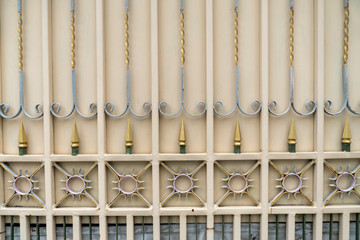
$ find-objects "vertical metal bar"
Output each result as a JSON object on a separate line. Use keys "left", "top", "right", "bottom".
{"left": 63, "top": 216, "right": 66, "bottom": 240}
{"left": 248, "top": 215, "right": 251, "bottom": 240}
{"left": 36, "top": 216, "right": 40, "bottom": 240}
{"left": 222, "top": 215, "right": 225, "bottom": 240}
{"left": 195, "top": 216, "right": 198, "bottom": 240}
{"left": 302, "top": 215, "right": 306, "bottom": 240}
{"left": 329, "top": 214, "right": 333, "bottom": 240}
{"left": 275, "top": 215, "right": 279, "bottom": 240}
{"left": 142, "top": 216, "right": 145, "bottom": 240}
{"left": 356, "top": 213, "right": 359, "bottom": 240}
{"left": 168, "top": 216, "right": 171, "bottom": 240}
{"left": 89, "top": 216, "right": 92, "bottom": 240}
{"left": 116, "top": 216, "right": 119, "bottom": 240}
{"left": 10, "top": 216, "right": 14, "bottom": 240}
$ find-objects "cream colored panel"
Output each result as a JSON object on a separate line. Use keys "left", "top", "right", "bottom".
{"left": 159, "top": 0, "right": 206, "bottom": 153}
{"left": 213, "top": 0, "right": 260, "bottom": 153}
{"left": 105, "top": 0, "right": 152, "bottom": 154}
{"left": 324, "top": 0, "right": 360, "bottom": 151}
{"left": 269, "top": 0, "right": 315, "bottom": 152}
{"left": 52, "top": 0, "right": 97, "bottom": 154}
{"left": 0, "top": 0, "right": 43, "bottom": 154}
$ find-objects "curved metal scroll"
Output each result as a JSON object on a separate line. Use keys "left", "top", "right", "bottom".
{"left": 158, "top": 68, "right": 207, "bottom": 117}
{"left": 0, "top": 0, "right": 43, "bottom": 119}
{"left": 268, "top": 68, "right": 317, "bottom": 117}
{"left": 50, "top": 70, "right": 97, "bottom": 118}
{"left": 324, "top": 66, "right": 360, "bottom": 116}
{"left": 214, "top": 66, "right": 262, "bottom": 116}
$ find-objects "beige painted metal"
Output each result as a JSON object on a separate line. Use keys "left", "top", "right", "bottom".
{"left": 0, "top": 0, "right": 360, "bottom": 239}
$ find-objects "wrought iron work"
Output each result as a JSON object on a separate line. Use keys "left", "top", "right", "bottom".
{"left": 0, "top": 163, "right": 45, "bottom": 207}
{"left": 160, "top": 161, "right": 206, "bottom": 206}
{"left": 324, "top": 0, "right": 360, "bottom": 116}
{"left": 324, "top": 161, "right": 360, "bottom": 206}
{"left": 268, "top": 0, "right": 317, "bottom": 116}
{"left": 50, "top": 0, "right": 97, "bottom": 119}
{"left": 215, "top": 161, "right": 260, "bottom": 206}
{"left": 158, "top": 0, "right": 207, "bottom": 117}
{"left": 106, "top": 162, "right": 151, "bottom": 207}
{"left": 213, "top": 0, "right": 261, "bottom": 117}
{"left": 269, "top": 160, "right": 314, "bottom": 206}
{"left": 54, "top": 163, "right": 98, "bottom": 207}
{"left": 0, "top": 0, "right": 43, "bottom": 119}
{"left": 104, "top": 0, "right": 151, "bottom": 118}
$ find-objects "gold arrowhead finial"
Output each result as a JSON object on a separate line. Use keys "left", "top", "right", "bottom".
{"left": 234, "top": 120, "right": 242, "bottom": 146}
{"left": 179, "top": 119, "right": 186, "bottom": 146}
{"left": 125, "top": 120, "right": 133, "bottom": 147}
{"left": 71, "top": 121, "right": 80, "bottom": 148}
{"left": 288, "top": 118, "right": 296, "bottom": 145}
{"left": 342, "top": 117, "right": 351, "bottom": 144}
{"left": 18, "top": 121, "right": 28, "bottom": 148}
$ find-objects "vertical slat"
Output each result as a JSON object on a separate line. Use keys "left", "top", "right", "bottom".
{"left": 286, "top": 214, "right": 295, "bottom": 240}
{"left": 142, "top": 216, "right": 145, "bottom": 240}
{"left": 302, "top": 214, "right": 306, "bottom": 240}
{"left": 275, "top": 215, "right": 279, "bottom": 240}
{"left": 339, "top": 212, "right": 350, "bottom": 240}
{"left": 356, "top": 213, "right": 359, "bottom": 240}
{"left": 248, "top": 215, "right": 252, "bottom": 240}
{"left": 115, "top": 217, "right": 119, "bottom": 240}
{"left": 63, "top": 216, "right": 66, "bottom": 240}
{"left": 233, "top": 214, "right": 241, "bottom": 240}
{"left": 260, "top": 0, "right": 269, "bottom": 238}
{"left": 329, "top": 214, "right": 333, "bottom": 240}
{"left": 195, "top": 216, "right": 198, "bottom": 240}
{"left": 36, "top": 216, "right": 40, "bottom": 240}
{"left": 168, "top": 216, "right": 171, "bottom": 240}
{"left": 205, "top": 0, "right": 214, "bottom": 238}
{"left": 72, "top": 215, "right": 81, "bottom": 240}
{"left": 11, "top": 216, "right": 15, "bottom": 240}
{"left": 180, "top": 214, "right": 186, "bottom": 240}
{"left": 20, "top": 215, "right": 30, "bottom": 240}
{"left": 126, "top": 215, "right": 134, "bottom": 240}
{"left": 221, "top": 215, "right": 224, "bottom": 240}
{"left": 88, "top": 216, "right": 92, "bottom": 240}
{"left": 0, "top": 216, "right": 5, "bottom": 240}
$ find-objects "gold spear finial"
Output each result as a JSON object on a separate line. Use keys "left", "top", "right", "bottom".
{"left": 125, "top": 120, "right": 133, "bottom": 154}
{"left": 234, "top": 120, "right": 241, "bottom": 154}
{"left": 288, "top": 118, "right": 296, "bottom": 153}
{"left": 18, "top": 121, "right": 27, "bottom": 156}
{"left": 179, "top": 119, "right": 186, "bottom": 154}
{"left": 71, "top": 121, "right": 79, "bottom": 156}
{"left": 342, "top": 117, "right": 351, "bottom": 152}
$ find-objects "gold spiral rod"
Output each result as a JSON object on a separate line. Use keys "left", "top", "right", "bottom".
{"left": 180, "top": 10, "right": 185, "bottom": 67}
{"left": 344, "top": 4, "right": 349, "bottom": 65}
{"left": 18, "top": 12, "right": 23, "bottom": 70}
{"left": 289, "top": 8, "right": 294, "bottom": 67}
{"left": 125, "top": 10, "right": 129, "bottom": 69}
{"left": 71, "top": 11, "right": 75, "bottom": 69}
{"left": 234, "top": 8, "right": 238, "bottom": 65}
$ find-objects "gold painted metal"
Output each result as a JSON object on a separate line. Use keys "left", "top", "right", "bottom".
{"left": 234, "top": 8, "right": 238, "bottom": 65}
{"left": 125, "top": 10, "right": 130, "bottom": 69}
{"left": 269, "top": 160, "right": 314, "bottom": 206}
{"left": 234, "top": 120, "right": 241, "bottom": 146}
{"left": 18, "top": 12, "right": 23, "bottom": 70}
{"left": 180, "top": 11, "right": 185, "bottom": 67}
{"left": 289, "top": 8, "right": 294, "bottom": 67}
{"left": 71, "top": 11, "right": 75, "bottom": 69}
{"left": 18, "top": 121, "right": 28, "bottom": 148}
{"left": 215, "top": 161, "right": 260, "bottom": 206}
{"left": 344, "top": 4, "right": 349, "bottom": 65}
{"left": 125, "top": 120, "right": 133, "bottom": 147}
{"left": 71, "top": 121, "right": 80, "bottom": 148}
{"left": 342, "top": 117, "right": 351, "bottom": 144}
{"left": 179, "top": 119, "right": 186, "bottom": 146}
{"left": 288, "top": 118, "right": 296, "bottom": 145}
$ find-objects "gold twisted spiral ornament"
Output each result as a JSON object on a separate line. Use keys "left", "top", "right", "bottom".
{"left": 344, "top": 5, "right": 349, "bottom": 65}
{"left": 125, "top": 10, "right": 130, "bottom": 69}
{"left": 289, "top": 8, "right": 294, "bottom": 67}
{"left": 71, "top": 11, "right": 75, "bottom": 69}
{"left": 180, "top": 11, "right": 185, "bottom": 67}
{"left": 18, "top": 13, "right": 23, "bottom": 70}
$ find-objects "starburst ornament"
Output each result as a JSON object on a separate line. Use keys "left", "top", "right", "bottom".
{"left": 0, "top": 163, "right": 44, "bottom": 207}
{"left": 161, "top": 162, "right": 206, "bottom": 206}
{"left": 324, "top": 161, "right": 360, "bottom": 206}
{"left": 215, "top": 161, "right": 259, "bottom": 206}
{"left": 269, "top": 160, "right": 314, "bottom": 206}
{"left": 106, "top": 162, "right": 151, "bottom": 207}
{"left": 54, "top": 163, "right": 98, "bottom": 207}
